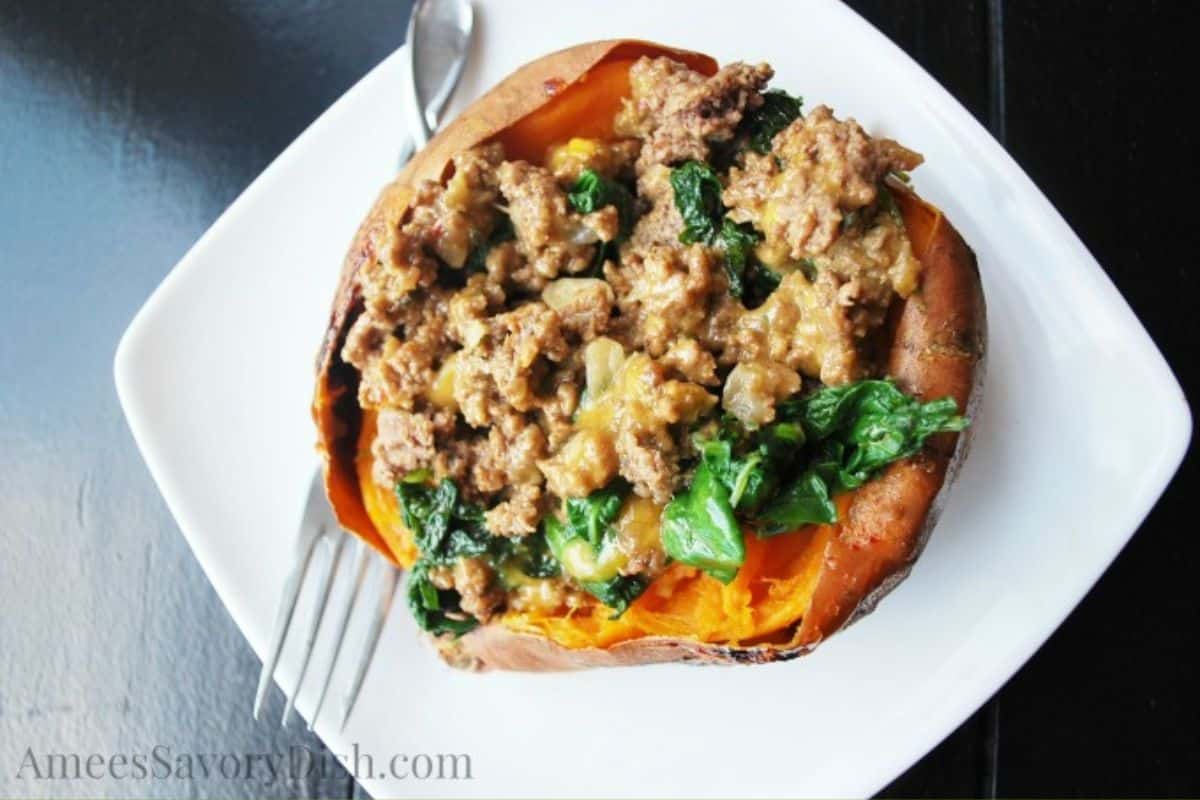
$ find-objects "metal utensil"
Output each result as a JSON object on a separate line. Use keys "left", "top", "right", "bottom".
{"left": 254, "top": 0, "right": 475, "bottom": 732}
{"left": 253, "top": 472, "right": 400, "bottom": 732}
{"left": 253, "top": 471, "right": 364, "bottom": 728}
{"left": 405, "top": 0, "right": 474, "bottom": 149}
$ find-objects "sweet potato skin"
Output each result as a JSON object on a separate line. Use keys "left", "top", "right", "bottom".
{"left": 313, "top": 41, "right": 986, "bottom": 669}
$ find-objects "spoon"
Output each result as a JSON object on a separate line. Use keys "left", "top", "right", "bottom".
{"left": 403, "top": 0, "right": 475, "bottom": 154}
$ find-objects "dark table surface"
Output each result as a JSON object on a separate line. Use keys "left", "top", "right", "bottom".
{"left": 1, "top": 1, "right": 1195, "bottom": 797}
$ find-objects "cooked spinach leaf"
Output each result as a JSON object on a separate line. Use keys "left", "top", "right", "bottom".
{"left": 697, "top": 414, "right": 807, "bottom": 508}
{"left": 788, "top": 380, "right": 966, "bottom": 461}
{"left": 759, "top": 419, "right": 806, "bottom": 454}
{"left": 396, "top": 477, "right": 461, "bottom": 562}
{"left": 661, "top": 461, "right": 745, "bottom": 583}
{"left": 503, "top": 530, "right": 562, "bottom": 580}
{"left": 671, "top": 161, "right": 779, "bottom": 303}
{"left": 396, "top": 476, "right": 559, "bottom": 575}
{"left": 541, "top": 515, "right": 574, "bottom": 562}
{"left": 406, "top": 560, "right": 479, "bottom": 637}
{"left": 742, "top": 89, "right": 803, "bottom": 154}
{"left": 671, "top": 160, "right": 725, "bottom": 245}
{"left": 581, "top": 575, "right": 649, "bottom": 617}
{"left": 728, "top": 451, "right": 765, "bottom": 509}
{"left": 756, "top": 468, "right": 837, "bottom": 533}
{"left": 542, "top": 483, "right": 648, "bottom": 617}
{"left": 396, "top": 478, "right": 491, "bottom": 565}
{"left": 699, "top": 437, "right": 770, "bottom": 511}
{"left": 743, "top": 261, "right": 782, "bottom": 308}
{"left": 758, "top": 380, "right": 967, "bottom": 535}
{"left": 679, "top": 382, "right": 966, "bottom": 539}
{"left": 717, "top": 219, "right": 761, "bottom": 299}
{"left": 564, "top": 484, "right": 625, "bottom": 550}
{"left": 398, "top": 476, "right": 561, "bottom": 632}
{"left": 569, "top": 169, "right": 636, "bottom": 276}
{"left": 568, "top": 169, "right": 636, "bottom": 237}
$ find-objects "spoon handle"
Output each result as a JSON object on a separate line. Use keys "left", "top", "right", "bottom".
{"left": 404, "top": 7, "right": 434, "bottom": 148}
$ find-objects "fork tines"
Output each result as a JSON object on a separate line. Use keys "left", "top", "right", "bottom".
{"left": 254, "top": 469, "right": 398, "bottom": 731}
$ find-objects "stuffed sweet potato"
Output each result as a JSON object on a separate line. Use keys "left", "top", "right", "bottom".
{"left": 313, "top": 40, "right": 986, "bottom": 670}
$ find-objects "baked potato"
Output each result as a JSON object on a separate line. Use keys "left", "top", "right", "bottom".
{"left": 313, "top": 40, "right": 986, "bottom": 670}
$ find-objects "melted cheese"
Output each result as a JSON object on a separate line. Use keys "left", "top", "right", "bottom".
{"left": 429, "top": 352, "right": 460, "bottom": 410}
{"left": 615, "top": 495, "right": 662, "bottom": 557}
{"left": 546, "top": 137, "right": 601, "bottom": 174}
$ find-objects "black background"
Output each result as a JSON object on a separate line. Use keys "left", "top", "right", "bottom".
{"left": 1, "top": 1, "right": 1195, "bottom": 796}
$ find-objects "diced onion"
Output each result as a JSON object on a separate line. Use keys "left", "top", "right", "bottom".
{"left": 582, "top": 336, "right": 626, "bottom": 402}
{"left": 542, "top": 277, "right": 613, "bottom": 312}
{"left": 722, "top": 361, "right": 802, "bottom": 427}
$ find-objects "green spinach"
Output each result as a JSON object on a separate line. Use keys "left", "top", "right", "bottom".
{"left": 581, "top": 574, "right": 649, "bottom": 617}
{"left": 699, "top": 415, "right": 807, "bottom": 508}
{"left": 742, "top": 89, "right": 803, "bottom": 154}
{"left": 756, "top": 468, "right": 837, "bottom": 533}
{"left": 698, "top": 437, "right": 770, "bottom": 512}
{"left": 661, "top": 461, "right": 745, "bottom": 584}
{"left": 564, "top": 484, "right": 625, "bottom": 550}
{"left": 743, "top": 261, "right": 782, "bottom": 308}
{"left": 666, "top": 380, "right": 967, "bottom": 550}
{"left": 398, "top": 475, "right": 561, "bottom": 633}
{"left": 568, "top": 169, "right": 636, "bottom": 236}
{"left": 542, "top": 484, "right": 648, "bottom": 617}
{"left": 671, "top": 161, "right": 778, "bottom": 303}
{"left": 758, "top": 381, "right": 967, "bottom": 534}
{"left": 717, "top": 219, "right": 762, "bottom": 299}
{"left": 568, "top": 169, "right": 636, "bottom": 277}
{"left": 670, "top": 160, "right": 725, "bottom": 245}
{"left": 406, "top": 560, "right": 479, "bottom": 637}
{"left": 397, "top": 477, "right": 486, "bottom": 565}
{"left": 397, "top": 476, "right": 561, "bottom": 574}
{"left": 669, "top": 414, "right": 810, "bottom": 572}
{"left": 502, "top": 531, "right": 561, "bottom": 580}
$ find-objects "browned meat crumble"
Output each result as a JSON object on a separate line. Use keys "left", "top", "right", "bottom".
{"left": 343, "top": 56, "right": 926, "bottom": 614}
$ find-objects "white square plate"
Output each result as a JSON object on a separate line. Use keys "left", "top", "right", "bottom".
{"left": 114, "top": 0, "right": 1191, "bottom": 796}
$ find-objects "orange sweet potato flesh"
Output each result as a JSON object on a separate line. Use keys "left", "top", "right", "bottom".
{"left": 313, "top": 42, "right": 986, "bottom": 670}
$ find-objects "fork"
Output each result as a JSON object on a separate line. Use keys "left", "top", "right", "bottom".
{"left": 253, "top": 469, "right": 399, "bottom": 731}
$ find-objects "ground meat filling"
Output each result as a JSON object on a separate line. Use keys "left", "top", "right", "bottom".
{"left": 347, "top": 56, "right": 926, "bottom": 621}
{"left": 498, "top": 160, "right": 598, "bottom": 285}
{"left": 428, "top": 558, "right": 505, "bottom": 623}
{"left": 616, "top": 58, "right": 774, "bottom": 171}
{"left": 609, "top": 243, "right": 724, "bottom": 357}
